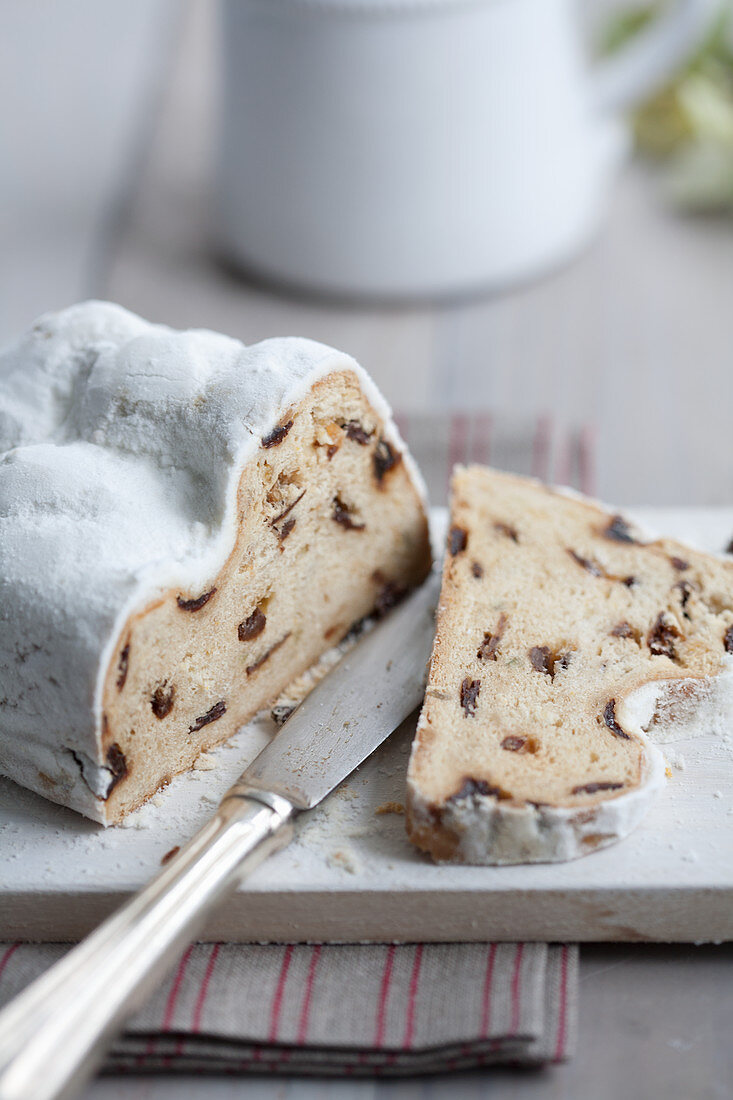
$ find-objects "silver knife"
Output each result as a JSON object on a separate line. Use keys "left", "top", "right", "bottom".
{"left": 0, "top": 570, "right": 440, "bottom": 1100}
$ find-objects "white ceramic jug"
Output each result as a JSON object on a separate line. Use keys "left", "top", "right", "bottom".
{"left": 216, "top": 0, "right": 717, "bottom": 300}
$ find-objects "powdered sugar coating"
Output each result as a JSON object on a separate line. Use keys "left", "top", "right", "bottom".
{"left": 0, "top": 301, "right": 424, "bottom": 820}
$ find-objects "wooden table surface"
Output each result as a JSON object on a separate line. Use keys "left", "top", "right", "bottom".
{"left": 2, "top": 1, "right": 732, "bottom": 1097}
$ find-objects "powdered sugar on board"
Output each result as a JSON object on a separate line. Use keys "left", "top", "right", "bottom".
{"left": 1, "top": 507, "right": 733, "bottom": 944}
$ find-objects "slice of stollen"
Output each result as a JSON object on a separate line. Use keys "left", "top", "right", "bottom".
{"left": 406, "top": 466, "right": 733, "bottom": 864}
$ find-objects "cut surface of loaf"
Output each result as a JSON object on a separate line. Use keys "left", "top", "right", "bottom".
{"left": 406, "top": 466, "right": 733, "bottom": 864}
{"left": 0, "top": 302, "right": 431, "bottom": 823}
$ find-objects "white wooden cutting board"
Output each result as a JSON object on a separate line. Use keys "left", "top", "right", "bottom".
{"left": 2, "top": 508, "right": 733, "bottom": 944}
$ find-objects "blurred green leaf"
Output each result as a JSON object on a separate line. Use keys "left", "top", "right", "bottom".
{"left": 601, "top": 4, "right": 659, "bottom": 55}
{"left": 602, "top": 2, "right": 733, "bottom": 209}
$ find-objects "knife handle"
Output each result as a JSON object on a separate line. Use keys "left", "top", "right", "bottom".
{"left": 0, "top": 788, "right": 295, "bottom": 1100}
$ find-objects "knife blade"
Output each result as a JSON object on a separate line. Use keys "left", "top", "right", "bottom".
{"left": 242, "top": 566, "right": 441, "bottom": 809}
{"left": 0, "top": 569, "right": 440, "bottom": 1100}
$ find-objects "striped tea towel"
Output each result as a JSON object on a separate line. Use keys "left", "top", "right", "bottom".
{"left": 394, "top": 411, "right": 595, "bottom": 506}
{"left": 0, "top": 413, "right": 586, "bottom": 1075}
{"left": 0, "top": 942, "right": 577, "bottom": 1074}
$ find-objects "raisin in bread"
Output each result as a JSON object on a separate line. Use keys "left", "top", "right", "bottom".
{"left": 406, "top": 466, "right": 733, "bottom": 864}
{"left": 0, "top": 302, "right": 431, "bottom": 824}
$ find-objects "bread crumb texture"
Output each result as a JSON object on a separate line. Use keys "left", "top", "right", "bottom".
{"left": 407, "top": 466, "right": 733, "bottom": 864}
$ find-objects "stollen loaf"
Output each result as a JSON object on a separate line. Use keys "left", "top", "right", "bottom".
{"left": 0, "top": 302, "right": 431, "bottom": 823}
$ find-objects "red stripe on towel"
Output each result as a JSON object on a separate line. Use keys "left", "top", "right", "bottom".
{"left": 447, "top": 412, "right": 469, "bottom": 493}
{"left": 509, "top": 943, "right": 525, "bottom": 1037}
{"left": 191, "top": 943, "right": 221, "bottom": 1033}
{"left": 373, "top": 944, "right": 396, "bottom": 1047}
{"left": 473, "top": 412, "right": 492, "bottom": 467}
{"left": 162, "top": 945, "right": 194, "bottom": 1031}
{"left": 554, "top": 945, "right": 570, "bottom": 1061}
{"left": 296, "top": 945, "right": 322, "bottom": 1044}
{"left": 152, "top": 945, "right": 195, "bottom": 1067}
{"left": 0, "top": 942, "right": 20, "bottom": 983}
{"left": 578, "top": 424, "right": 596, "bottom": 495}
{"left": 267, "top": 944, "right": 294, "bottom": 1043}
{"left": 556, "top": 430, "right": 573, "bottom": 488}
{"left": 531, "top": 415, "right": 552, "bottom": 480}
{"left": 402, "top": 943, "right": 424, "bottom": 1049}
{"left": 479, "top": 942, "right": 498, "bottom": 1038}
